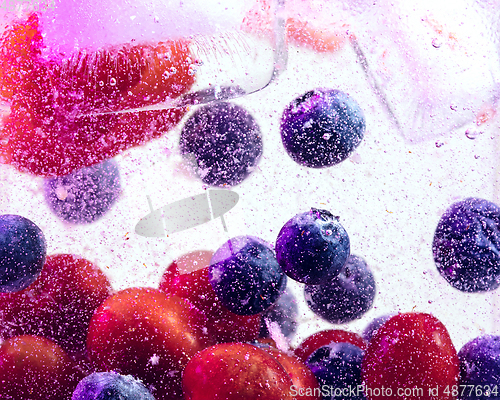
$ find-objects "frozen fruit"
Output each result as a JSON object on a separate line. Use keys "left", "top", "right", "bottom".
{"left": 1, "top": 13, "right": 194, "bottom": 177}
{"left": 72, "top": 372, "right": 155, "bottom": 400}
{"left": 433, "top": 197, "right": 500, "bottom": 292}
{"left": 262, "top": 346, "right": 321, "bottom": 400}
{"left": 179, "top": 102, "right": 263, "bottom": 187}
{"left": 121, "top": 40, "right": 195, "bottom": 108}
{"left": 362, "top": 312, "right": 459, "bottom": 400}
{"left": 0, "top": 214, "right": 46, "bottom": 293}
{"left": 305, "top": 254, "right": 375, "bottom": 324}
{"left": 209, "top": 235, "right": 287, "bottom": 315}
{"left": 280, "top": 88, "right": 365, "bottom": 168}
{"left": 0, "top": 254, "right": 112, "bottom": 356}
{"left": 306, "top": 343, "right": 366, "bottom": 400}
{"left": 362, "top": 314, "right": 394, "bottom": 342}
{"left": 87, "top": 287, "right": 211, "bottom": 400}
{"left": 458, "top": 335, "right": 500, "bottom": 400}
{"left": 276, "top": 208, "right": 350, "bottom": 285}
{"left": 182, "top": 342, "right": 294, "bottom": 400}
{"left": 159, "top": 250, "right": 261, "bottom": 343}
{"left": 260, "top": 288, "right": 298, "bottom": 339}
{"left": 44, "top": 159, "right": 121, "bottom": 224}
{"left": 0, "top": 335, "right": 83, "bottom": 400}
{"left": 0, "top": 13, "right": 43, "bottom": 101}
{"left": 294, "top": 329, "right": 368, "bottom": 363}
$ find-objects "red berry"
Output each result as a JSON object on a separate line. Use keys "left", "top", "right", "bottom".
{"left": 0, "top": 335, "right": 84, "bottom": 400}
{"left": 263, "top": 347, "right": 321, "bottom": 400}
{"left": 87, "top": 287, "right": 212, "bottom": 400}
{"left": 294, "top": 329, "right": 368, "bottom": 362}
{"left": 182, "top": 342, "right": 294, "bottom": 400}
{"left": 362, "top": 312, "right": 459, "bottom": 400}
{"left": 159, "top": 250, "right": 261, "bottom": 343}
{"left": 0, "top": 254, "right": 112, "bottom": 358}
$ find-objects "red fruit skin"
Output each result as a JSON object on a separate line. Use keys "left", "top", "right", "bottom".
{"left": 87, "top": 287, "right": 212, "bottom": 400}
{"left": 264, "top": 347, "right": 321, "bottom": 400}
{"left": 0, "top": 335, "right": 84, "bottom": 400}
{"left": 0, "top": 13, "right": 194, "bottom": 177}
{"left": 294, "top": 329, "right": 368, "bottom": 362}
{"left": 0, "top": 254, "right": 112, "bottom": 358}
{"left": 362, "top": 312, "right": 459, "bottom": 400}
{"left": 182, "top": 342, "right": 295, "bottom": 400}
{"left": 159, "top": 250, "right": 261, "bottom": 343}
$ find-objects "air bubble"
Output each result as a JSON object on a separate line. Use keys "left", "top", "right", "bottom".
{"left": 323, "top": 133, "right": 332, "bottom": 140}
{"left": 109, "top": 78, "right": 117, "bottom": 86}
{"left": 98, "top": 81, "right": 104, "bottom": 87}
{"left": 432, "top": 38, "right": 442, "bottom": 48}
{"left": 465, "top": 129, "right": 482, "bottom": 140}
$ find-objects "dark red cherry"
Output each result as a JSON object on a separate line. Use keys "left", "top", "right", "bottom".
{"left": 362, "top": 312, "right": 459, "bottom": 400}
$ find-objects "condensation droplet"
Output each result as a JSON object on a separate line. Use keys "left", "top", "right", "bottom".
{"left": 98, "top": 81, "right": 104, "bottom": 87}
{"left": 323, "top": 133, "right": 332, "bottom": 140}
{"left": 109, "top": 78, "right": 117, "bottom": 86}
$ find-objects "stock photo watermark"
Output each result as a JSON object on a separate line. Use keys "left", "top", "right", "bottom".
{"left": 1, "top": 0, "right": 55, "bottom": 12}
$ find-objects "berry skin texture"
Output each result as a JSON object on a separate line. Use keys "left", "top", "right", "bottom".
{"left": 44, "top": 159, "right": 121, "bottom": 224}
{"left": 458, "top": 335, "right": 500, "bottom": 400}
{"left": 362, "top": 313, "right": 459, "bottom": 400}
{"left": 0, "top": 254, "right": 112, "bottom": 357}
{"left": 294, "top": 329, "right": 368, "bottom": 363}
{"left": 0, "top": 335, "right": 83, "bottom": 400}
{"left": 209, "top": 235, "right": 287, "bottom": 315}
{"left": 72, "top": 372, "right": 155, "bottom": 400}
{"left": 433, "top": 197, "right": 500, "bottom": 292}
{"left": 305, "top": 254, "right": 375, "bottom": 324}
{"left": 87, "top": 287, "right": 211, "bottom": 400}
{"left": 306, "top": 343, "right": 366, "bottom": 400}
{"left": 182, "top": 342, "right": 295, "bottom": 400}
{"left": 179, "top": 102, "right": 263, "bottom": 187}
{"left": 362, "top": 314, "right": 394, "bottom": 342}
{"left": 260, "top": 289, "right": 298, "bottom": 340}
{"left": 276, "top": 208, "right": 350, "bottom": 285}
{"left": 280, "top": 88, "right": 365, "bottom": 168}
{"left": 159, "top": 250, "right": 262, "bottom": 343}
{"left": 262, "top": 346, "right": 321, "bottom": 400}
{"left": 0, "top": 214, "right": 46, "bottom": 293}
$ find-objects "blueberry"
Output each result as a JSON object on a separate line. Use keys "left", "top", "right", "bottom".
{"left": 433, "top": 197, "right": 500, "bottom": 292}
{"left": 306, "top": 342, "right": 366, "bottom": 400}
{"left": 275, "top": 208, "right": 350, "bottom": 285}
{"left": 362, "top": 314, "right": 394, "bottom": 342}
{"left": 280, "top": 88, "right": 365, "bottom": 168}
{"left": 0, "top": 214, "right": 46, "bottom": 293}
{"left": 72, "top": 372, "right": 155, "bottom": 400}
{"left": 44, "top": 160, "right": 121, "bottom": 224}
{"left": 179, "top": 102, "right": 263, "bottom": 187}
{"left": 259, "top": 289, "right": 298, "bottom": 339}
{"left": 304, "top": 255, "right": 375, "bottom": 324}
{"left": 209, "top": 235, "right": 287, "bottom": 315}
{"left": 458, "top": 335, "right": 500, "bottom": 399}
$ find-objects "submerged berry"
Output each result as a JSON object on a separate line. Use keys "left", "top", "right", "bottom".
{"left": 280, "top": 88, "right": 365, "bottom": 168}
{"left": 44, "top": 160, "right": 121, "bottom": 224}
{"left": 180, "top": 102, "right": 263, "bottom": 187}
{"left": 0, "top": 214, "right": 46, "bottom": 293}
{"left": 433, "top": 197, "right": 500, "bottom": 292}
